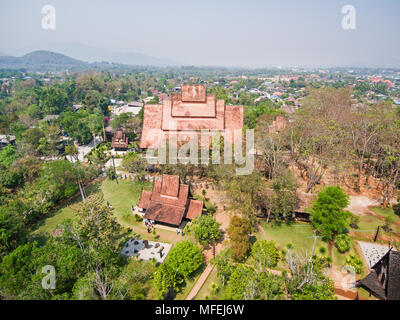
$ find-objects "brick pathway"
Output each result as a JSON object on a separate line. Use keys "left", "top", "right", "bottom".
{"left": 186, "top": 265, "right": 214, "bottom": 300}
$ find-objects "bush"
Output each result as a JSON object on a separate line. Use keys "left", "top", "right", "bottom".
{"left": 334, "top": 234, "right": 352, "bottom": 253}
{"left": 133, "top": 214, "right": 143, "bottom": 222}
{"left": 345, "top": 254, "right": 363, "bottom": 274}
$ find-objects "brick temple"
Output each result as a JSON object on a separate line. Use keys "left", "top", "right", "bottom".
{"left": 140, "top": 85, "right": 243, "bottom": 149}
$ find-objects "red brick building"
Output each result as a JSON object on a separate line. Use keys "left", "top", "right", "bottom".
{"left": 140, "top": 85, "right": 243, "bottom": 149}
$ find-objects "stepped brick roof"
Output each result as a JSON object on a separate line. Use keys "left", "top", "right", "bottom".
{"left": 138, "top": 174, "right": 203, "bottom": 226}
{"left": 140, "top": 85, "right": 243, "bottom": 149}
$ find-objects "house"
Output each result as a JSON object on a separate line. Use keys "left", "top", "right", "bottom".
{"left": 113, "top": 101, "right": 144, "bottom": 116}
{"left": 111, "top": 130, "right": 129, "bottom": 151}
{"left": 140, "top": 84, "right": 243, "bottom": 149}
{"left": 357, "top": 249, "right": 400, "bottom": 300}
{"left": 138, "top": 174, "right": 204, "bottom": 227}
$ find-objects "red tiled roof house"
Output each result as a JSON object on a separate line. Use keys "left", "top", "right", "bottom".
{"left": 138, "top": 174, "right": 204, "bottom": 227}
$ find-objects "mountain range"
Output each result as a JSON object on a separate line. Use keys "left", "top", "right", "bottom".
{"left": 0, "top": 51, "right": 89, "bottom": 71}
{"left": 43, "top": 43, "right": 180, "bottom": 67}
{"left": 0, "top": 49, "right": 183, "bottom": 72}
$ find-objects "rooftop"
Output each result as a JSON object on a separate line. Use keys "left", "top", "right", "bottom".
{"left": 140, "top": 84, "right": 243, "bottom": 149}
{"left": 138, "top": 174, "right": 203, "bottom": 226}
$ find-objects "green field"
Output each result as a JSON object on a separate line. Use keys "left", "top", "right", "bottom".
{"left": 258, "top": 222, "right": 328, "bottom": 253}
{"left": 101, "top": 178, "right": 153, "bottom": 227}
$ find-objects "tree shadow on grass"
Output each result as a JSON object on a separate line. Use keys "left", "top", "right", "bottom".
{"left": 29, "top": 182, "right": 102, "bottom": 233}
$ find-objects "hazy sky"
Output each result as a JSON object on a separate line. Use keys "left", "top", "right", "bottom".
{"left": 1, "top": 0, "right": 399, "bottom": 67}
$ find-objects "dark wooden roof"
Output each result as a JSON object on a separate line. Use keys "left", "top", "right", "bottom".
{"left": 387, "top": 250, "right": 400, "bottom": 300}
{"left": 358, "top": 249, "right": 400, "bottom": 300}
{"left": 358, "top": 270, "right": 386, "bottom": 300}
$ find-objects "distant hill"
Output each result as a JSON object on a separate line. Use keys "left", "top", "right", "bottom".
{"left": 0, "top": 50, "right": 88, "bottom": 71}
{"left": 44, "top": 43, "right": 180, "bottom": 67}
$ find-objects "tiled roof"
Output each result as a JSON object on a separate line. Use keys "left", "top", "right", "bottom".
{"left": 186, "top": 200, "right": 203, "bottom": 220}
{"left": 387, "top": 250, "right": 400, "bottom": 300}
{"left": 139, "top": 174, "right": 203, "bottom": 226}
{"left": 140, "top": 85, "right": 243, "bottom": 149}
{"left": 358, "top": 270, "right": 386, "bottom": 300}
{"left": 144, "top": 202, "right": 186, "bottom": 226}
{"left": 138, "top": 190, "right": 152, "bottom": 209}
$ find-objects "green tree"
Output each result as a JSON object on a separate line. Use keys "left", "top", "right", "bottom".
{"left": 39, "top": 87, "right": 68, "bottom": 114}
{"left": 311, "top": 186, "right": 351, "bottom": 240}
{"left": 190, "top": 215, "right": 221, "bottom": 248}
{"left": 251, "top": 240, "right": 280, "bottom": 271}
{"left": 165, "top": 241, "right": 204, "bottom": 279}
{"left": 227, "top": 216, "right": 252, "bottom": 262}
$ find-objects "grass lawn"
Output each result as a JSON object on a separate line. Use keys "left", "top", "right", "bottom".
{"left": 194, "top": 267, "right": 223, "bottom": 300}
{"left": 101, "top": 178, "right": 153, "bottom": 227}
{"left": 31, "top": 206, "right": 76, "bottom": 236}
{"left": 370, "top": 206, "right": 399, "bottom": 221}
{"left": 258, "top": 221, "right": 328, "bottom": 254}
{"left": 370, "top": 206, "right": 400, "bottom": 232}
{"left": 31, "top": 178, "right": 185, "bottom": 245}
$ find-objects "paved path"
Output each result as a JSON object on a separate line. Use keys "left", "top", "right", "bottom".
{"left": 186, "top": 265, "right": 214, "bottom": 300}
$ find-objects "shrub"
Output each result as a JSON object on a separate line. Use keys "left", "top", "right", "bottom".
{"left": 334, "top": 234, "right": 352, "bottom": 253}
{"left": 345, "top": 254, "right": 363, "bottom": 274}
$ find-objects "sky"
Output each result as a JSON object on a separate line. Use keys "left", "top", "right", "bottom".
{"left": 0, "top": 0, "right": 399, "bottom": 67}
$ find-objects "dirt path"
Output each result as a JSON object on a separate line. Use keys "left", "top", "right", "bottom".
{"left": 187, "top": 185, "right": 232, "bottom": 297}
{"left": 346, "top": 195, "right": 380, "bottom": 216}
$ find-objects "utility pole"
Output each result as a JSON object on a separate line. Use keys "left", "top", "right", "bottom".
{"left": 374, "top": 226, "right": 380, "bottom": 242}
{"left": 112, "top": 155, "right": 118, "bottom": 184}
